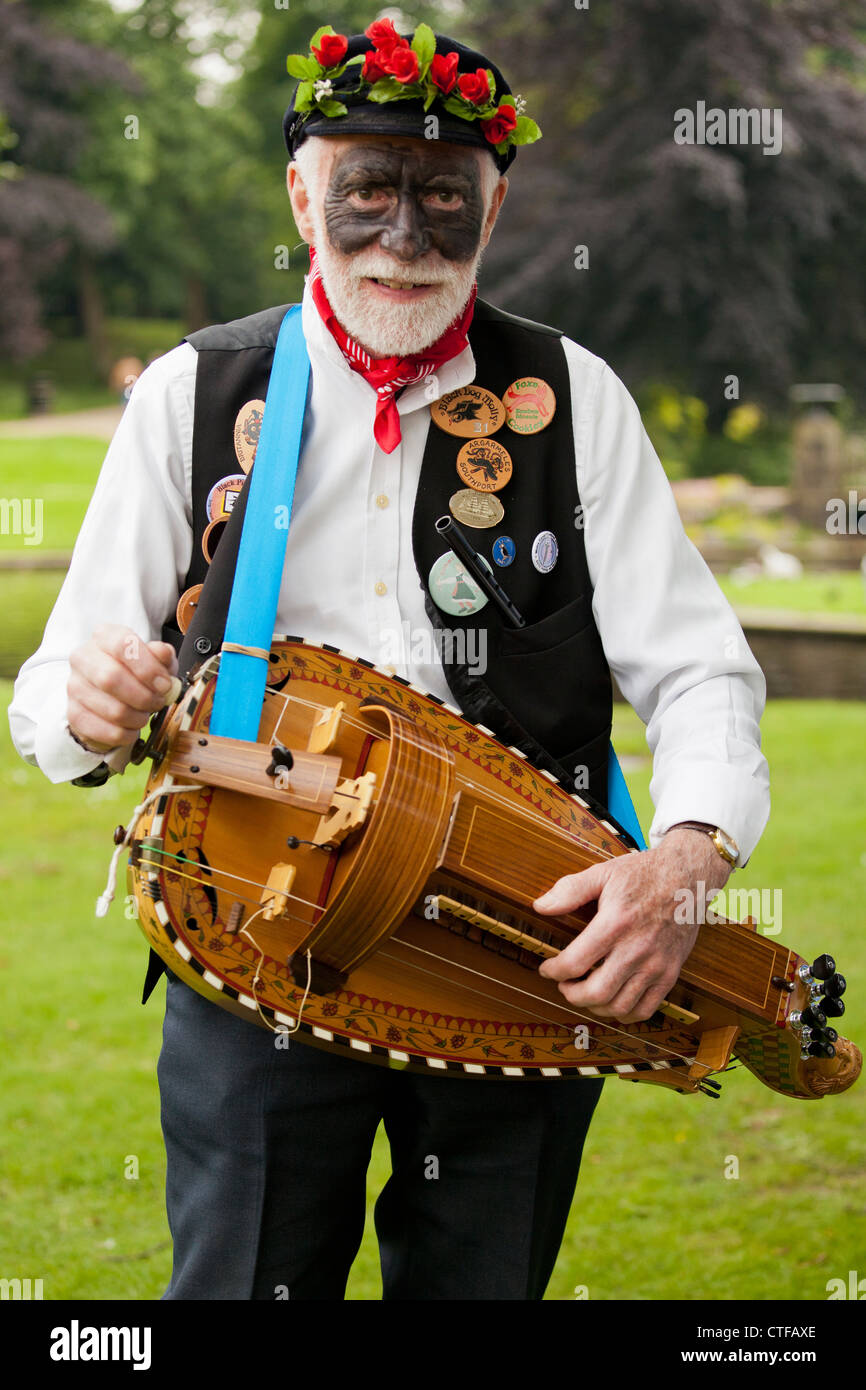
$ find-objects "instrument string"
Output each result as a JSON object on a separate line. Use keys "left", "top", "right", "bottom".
{"left": 267, "top": 688, "right": 624, "bottom": 864}
{"left": 124, "top": 841, "right": 697, "bottom": 1070}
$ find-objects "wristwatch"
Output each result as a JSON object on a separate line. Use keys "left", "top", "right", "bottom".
{"left": 672, "top": 821, "right": 740, "bottom": 867}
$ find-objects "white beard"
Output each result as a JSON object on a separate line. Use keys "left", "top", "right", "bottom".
{"left": 311, "top": 237, "right": 482, "bottom": 357}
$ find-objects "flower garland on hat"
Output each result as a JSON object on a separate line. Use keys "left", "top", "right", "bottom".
{"left": 287, "top": 20, "right": 541, "bottom": 159}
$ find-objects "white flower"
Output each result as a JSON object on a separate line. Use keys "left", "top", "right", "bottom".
{"left": 515, "top": 94, "right": 527, "bottom": 115}
{"left": 314, "top": 79, "right": 334, "bottom": 101}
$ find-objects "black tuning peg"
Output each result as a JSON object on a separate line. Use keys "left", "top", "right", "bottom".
{"left": 807, "top": 1039, "right": 836, "bottom": 1059}
{"left": 820, "top": 1027, "right": 839, "bottom": 1044}
{"left": 823, "top": 972, "right": 846, "bottom": 998}
{"left": 811, "top": 954, "right": 836, "bottom": 980}
{"left": 821, "top": 996, "right": 846, "bottom": 1018}
{"left": 266, "top": 744, "right": 294, "bottom": 778}
{"left": 801, "top": 1005, "right": 827, "bottom": 1030}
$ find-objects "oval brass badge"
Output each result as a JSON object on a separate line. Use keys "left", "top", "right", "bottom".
{"left": 503, "top": 377, "right": 556, "bottom": 434}
{"left": 456, "top": 438, "right": 513, "bottom": 493}
{"left": 448, "top": 489, "right": 505, "bottom": 529}
{"left": 431, "top": 385, "right": 505, "bottom": 438}
{"left": 234, "top": 399, "right": 266, "bottom": 473}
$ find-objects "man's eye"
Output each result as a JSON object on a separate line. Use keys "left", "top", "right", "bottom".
{"left": 351, "top": 187, "right": 387, "bottom": 204}
{"left": 428, "top": 190, "right": 460, "bottom": 205}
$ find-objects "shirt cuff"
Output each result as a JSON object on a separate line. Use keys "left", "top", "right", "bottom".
{"left": 649, "top": 759, "right": 770, "bottom": 867}
{"left": 33, "top": 685, "right": 126, "bottom": 785}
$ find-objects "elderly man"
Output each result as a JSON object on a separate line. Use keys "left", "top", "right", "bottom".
{"left": 9, "top": 20, "right": 769, "bottom": 1301}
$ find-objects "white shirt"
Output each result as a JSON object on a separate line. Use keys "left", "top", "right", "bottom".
{"left": 8, "top": 280, "right": 770, "bottom": 860}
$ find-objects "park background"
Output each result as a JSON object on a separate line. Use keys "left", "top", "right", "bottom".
{"left": 0, "top": 0, "right": 864, "bottom": 1301}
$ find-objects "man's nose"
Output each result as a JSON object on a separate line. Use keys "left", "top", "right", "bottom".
{"left": 379, "top": 196, "right": 433, "bottom": 261}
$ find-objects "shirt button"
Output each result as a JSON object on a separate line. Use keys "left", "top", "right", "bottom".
{"left": 374, "top": 581, "right": 387, "bottom": 596}
{"left": 376, "top": 494, "right": 390, "bottom": 509}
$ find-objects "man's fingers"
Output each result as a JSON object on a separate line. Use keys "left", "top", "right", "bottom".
{"left": 70, "top": 651, "right": 166, "bottom": 714}
{"left": 533, "top": 860, "right": 609, "bottom": 916}
{"left": 92, "top": 625, "right": 177, "bottom": 696}
{"left": 537, "top": 909, "right": 621, "bottom": 984}
{"left": 68, "top": 678, "right": 155, "bottom": 732}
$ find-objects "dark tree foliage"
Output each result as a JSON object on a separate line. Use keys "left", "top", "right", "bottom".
{"left": 0, "top": 0, "right": 133, "bottom": 358}
{"left": 476, "top": 0, "right": 866, "bottom": 420}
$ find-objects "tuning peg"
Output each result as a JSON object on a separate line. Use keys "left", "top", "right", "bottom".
{"left": 811, "top": 954, "right": 836, "bottom": 980}
{"left": 823, "top": 972, "right": 846, "bottom": 998}
{"left": 266, "top": 744, "right": 294, "bottom": 778}
{"left": 800, "top": 1005, "right": 827, "bottom": 1030}
{"left": 821, "top": 996, "right": 846, "bottom": 1018}
{"left": 820, "top": 1026, "right": 839, "bottom": 1044}
{"left": 807, "top": 1039, "right": 836, "bottom": 1059}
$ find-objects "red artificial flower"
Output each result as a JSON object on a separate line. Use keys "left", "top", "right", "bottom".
{"left": 366, "top": 18, "right": 404, "bottom": 54}
{"left": 385, "top": 46, "right": 420, "bottom": 84}
{"left": 430, "top": 51, "right": 460, "bottom": 94}
{"left": 480, "top": 103, "right": 518, "bottom": 145}
{"left": 457, "top": 68, "right": 491, "bottom": 106}
{"left": 362, "top": 49, "right": 388, "bottom": 82}
{"left": 312, "top": 33, "right": 348, "bottom": 67}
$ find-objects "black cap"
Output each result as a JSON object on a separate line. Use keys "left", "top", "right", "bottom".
{"left": 282, "top": 32, "right": 517, "bottom": 174}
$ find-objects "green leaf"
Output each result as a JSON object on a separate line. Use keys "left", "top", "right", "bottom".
{"left": 514, "top": 115, "right": 542, "bottom": 145}
{"left": 442, "top": 95, "right": 478, "bottom": 121}
{"left": 423, "top": 87, "right": 438, "bottom": 112}
{"left": 367, "top": 77, "right": 408, "bottom": 103}
{"left": 286, "top": 55, "right": 321, "bottom": 80}
{"left": 317, "top": 98, "right": 348, "bottom": 118}
{"left": 498, "top": 95, "right": 516, "bottom": 108}
{"left": 486, "top": 68, "right": 496, "bottom": 99}
{"left": 294, "top": 81, "right": 315, "bottom": 113}
{"left": 345, "top": 53, "right": 365, "bottom": 67}
{"left": 411, "top": 22, "right": 436, "bottom": 70}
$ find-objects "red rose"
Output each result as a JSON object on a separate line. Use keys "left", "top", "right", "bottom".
{"left": 312, "top": 33, "right": 348, "bottom": 68}
{"left": 480, "top": 103, "right": 518, "bottom": 145}
{"left": 430, "top": 52, "right": 460, "bottom": 94}
{"left": 457, "top": 68, "right": 491, "bottom": 106}
{"left": 366, "top": 18, "right": 404, "bottom": 54}
{"left": 385, "top": 47, "right": 420, "bottom": 84}
{"left": 362, "top": 49, "right": 388, "bottom": 83}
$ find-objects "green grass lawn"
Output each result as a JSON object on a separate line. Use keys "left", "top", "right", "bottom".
{"left": 0, "top": 437, "right": 107, "bottom": 554}
{"left": 1, "top": 691, "right": 863, "bottom": 1301}
{"left": 718, "top": 571, "right": 866, "bottom": 618}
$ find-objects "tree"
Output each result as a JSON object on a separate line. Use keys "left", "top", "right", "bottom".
{"left": 475, "top": 0, "right": 866, "bottom": 422}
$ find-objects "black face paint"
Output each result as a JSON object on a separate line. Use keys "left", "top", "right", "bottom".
{"left": 323, "top": 144, "right": 486, "bottom": 263}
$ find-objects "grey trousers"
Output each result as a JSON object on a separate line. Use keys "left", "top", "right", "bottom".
{"left": 158, "top": 971, "right": 604, "bottom": 1300}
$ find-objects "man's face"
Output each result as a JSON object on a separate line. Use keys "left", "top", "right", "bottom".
{"left": 289, "top": 134, "right": 507, "bottom": 357}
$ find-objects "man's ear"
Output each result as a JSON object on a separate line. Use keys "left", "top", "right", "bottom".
{"left": 480, "top": 176, "right": 508, "bottom": 250}
{"left": 287, "top": 163, "right": 316, "bottom": 244}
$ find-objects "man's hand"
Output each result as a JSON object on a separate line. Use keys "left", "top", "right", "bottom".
{"left": 533, "top": 829, "right": 733, "bottom": 1023}
{"left": 67, "top": 624, "right": 179, "bottom": 753}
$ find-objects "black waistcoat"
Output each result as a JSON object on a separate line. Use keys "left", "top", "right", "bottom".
{"left": 165, "top": 298, "right": 615, "bottom": 814}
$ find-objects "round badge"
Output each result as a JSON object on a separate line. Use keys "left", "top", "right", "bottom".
{"left": 492, "top": 535, "right": 516, "bottom": 567}
{"left": 456, "top": 438, "right": 513, "bottom": 494}
{"left": 234, "top": 399, "right": 266, "bottom": 473}
{"left": 448, "top": 489, "right": 505, "bottom": 529}
{"left": 176, "top": 584, "right": 203, "bottom": 634}
{"left": 428, "top": 550, "right": 491, "bottom": 617}
{"left": 431, "top": 385, "right": 505, "bottom": 438}
{"left": 206, "top": 474, "right": 246, "bottom": 523}
{"left": 201, "top": 516, "right": 228, "bottom": 565}
{"left": 531, "top": 530, "right": 559, "bottom": 573}
{"left": 503, "top": 377, "right": 557, "bottom": 435}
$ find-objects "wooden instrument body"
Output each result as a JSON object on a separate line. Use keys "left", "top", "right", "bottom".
{"left": 126, "top": 639, "right": 860, "bottom": 1099}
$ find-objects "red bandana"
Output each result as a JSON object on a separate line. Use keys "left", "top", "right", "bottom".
{"left": 308, "top": 246, "right": 476, "bottom": 454}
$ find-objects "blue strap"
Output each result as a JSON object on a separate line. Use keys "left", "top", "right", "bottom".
{"left": 606, "top": 742, "right": 647, "bottom": 850}
{"left": 209, "top": 306, "right": 310, "bottom": 741}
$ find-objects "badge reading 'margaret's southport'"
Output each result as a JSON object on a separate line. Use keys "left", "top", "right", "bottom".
{"left": 234, "top": 399, "right": 266, "bottom": 473}
{"left": 456, "top": 438, "right": 513, "bottom": 493}
{"left": 431, "top": 385, "right": 505, "bottom": 437}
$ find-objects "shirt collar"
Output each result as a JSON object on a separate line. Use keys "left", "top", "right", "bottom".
{"left": 300, "top": 275, "right": 477, "bottom": 416}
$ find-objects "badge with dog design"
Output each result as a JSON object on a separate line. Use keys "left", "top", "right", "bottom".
{"left": 234, "top": 399, "right": 265, "bottom": 473}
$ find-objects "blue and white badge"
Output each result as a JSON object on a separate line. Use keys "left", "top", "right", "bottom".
{"left": 492, "top": 535, "right": 516, "bottom": 567}
{"left": 531, "top": 530, "right": 558, "bottom": 573}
